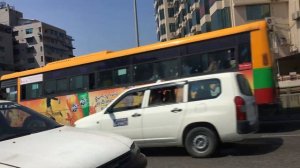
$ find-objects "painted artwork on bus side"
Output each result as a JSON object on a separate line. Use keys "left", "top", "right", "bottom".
{"left": 20, "top": 88, "right": 126, "bottom": 126}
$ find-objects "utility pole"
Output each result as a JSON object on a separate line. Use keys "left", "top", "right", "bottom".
{"left": 134, "top": 0, "right": 140, "bottom": 47}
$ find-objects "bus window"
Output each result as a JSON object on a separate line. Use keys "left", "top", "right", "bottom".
{"left": 181, "top": 53, "right": 204, "bottom": 76}
{"left": 133, "top": 63, "right": 154, "bottom": 83}
{"left": 21, "top": 83, "right": 43, "bottom": 100}
{"left": 238, "top": 43, "right": 251, "bottom": 64}
{"left": 57, "top": 78, "right": 68, "bottom": 93}
{"left": 214, "top": 49, "right": 235, "bottom": 70}
{"left": 114, "top": 67, "right": 130, "bottom": 86}
{"left": 44, "top": 80, "right": 56, "bottom": 95}
{"left": 70, "top": 75, "right": 89, "bottom": 91}
{"left": 204, "top": 49, "right": 235, "bottom": 72}
{"left": 0, "top": 86, "right": 17, "bottom": 101}
{"left": 98, "top": 70, "right": 113, "bottom": 88}
{"left": 156, "top": 59, "right": 179, "bottom": 79}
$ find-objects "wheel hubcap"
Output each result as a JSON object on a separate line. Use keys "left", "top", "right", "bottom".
{"left": 192, "top": 135, "right": 208, "bottom": 152}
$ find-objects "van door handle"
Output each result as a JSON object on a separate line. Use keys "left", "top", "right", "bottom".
{"left": 132, "top": 113, "right": 142, "bottom": 117}
{"left": 171, "top": 108, "right": 182, "bottom": 113}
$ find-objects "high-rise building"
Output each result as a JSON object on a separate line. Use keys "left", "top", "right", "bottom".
{"left": 154, "top": 0, "right": 202, "bottom": 41}
{"left": 154, "top": 0, "right": 300, "bottom": 60}
{"left": 0, "top": 2, "right": 74, "bottom": 72}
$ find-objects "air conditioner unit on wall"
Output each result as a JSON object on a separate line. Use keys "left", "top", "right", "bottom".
{"left": 292, "top": 11, "right": 300, "bottom": 20}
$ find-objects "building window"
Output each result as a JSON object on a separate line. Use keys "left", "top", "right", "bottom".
{"left": 200, "top": 0, "right": 210, "bottom": 18}
{"left": 27, "top": 47, "right": 35, "bottom": 53}
{"left": 25, "top": 28, "right": 33, "bottom": 34}
{"left": 246, "top": 4, "right": 270, "bottom": 21}
{"left": 45, "top": 56, "right": 54, "bottom": 63}
{"left": 211, "top": 7, "right": 231, "bottom": 31}
{"left": 168, "top": 8, "right": 175, "bottom": 17}
{"left": 41, "top": 56, "right": 44, "bottom": 62}
{"left": 27, "top": 58, "right": 35, "bottom": 63}
{"left": 201, "top": 22, "right": 211, "bottom": 32}
{"left": 159, "top": 9, "right": 165, "bottom": 20}
{"left": 26, "top": 37, "right": 35, "bottom": 44}
{"left": 13, "top": 31, "right": 19, "bottom": 36}
{"left": 160, "top": 24, "right": 166, "bottom": 35}
{"left": 192, "top": 11, "right": 200, "bottom": 25}
{"left": 169, "top": 23, "right": 176, "bottom": 32}
{"left": 157, "top": 31, "right": 161, "bottom": 41}
{"left": 188, "top": 19, "right": 193, "bottom": 30}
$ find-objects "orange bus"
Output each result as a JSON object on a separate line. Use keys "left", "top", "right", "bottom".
{"left": 0, "top": 21, "right": 274, "bottom": 125}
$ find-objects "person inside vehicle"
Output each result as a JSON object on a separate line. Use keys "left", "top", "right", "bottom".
{"left": 209, "top": 83, "right": 221, "bottom": 97}
{"left": 205, "top": 56, "right": 218, "bottom": 72}
{"left": 190, "top": 85, "right": 199, "bottom": 100}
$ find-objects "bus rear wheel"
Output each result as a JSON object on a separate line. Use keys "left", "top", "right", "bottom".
{"left": 184, "top": 127, "right": 218, "bottom": 158}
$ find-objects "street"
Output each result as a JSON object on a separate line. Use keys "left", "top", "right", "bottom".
{"left": 142, "top": 122, "right": 300, "bottom": 168}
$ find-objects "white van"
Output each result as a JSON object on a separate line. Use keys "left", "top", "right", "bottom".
{"left": 75, "top": 72, "right": 258, "bottom": 158}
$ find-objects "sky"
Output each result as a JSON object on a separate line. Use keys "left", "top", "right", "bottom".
{"left": 5, "top": 0, "right": 158, "bottom": 56}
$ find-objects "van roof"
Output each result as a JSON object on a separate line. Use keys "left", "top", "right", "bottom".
{"left": 127, "top": 71, "right": 239, "bottom": 91}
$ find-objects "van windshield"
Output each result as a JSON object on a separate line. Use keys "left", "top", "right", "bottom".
{"left": 0, "top": 102, "right": 61, "bottom": 141}
{"left": 237, "top": 74, "right": 253, "bottom": 96}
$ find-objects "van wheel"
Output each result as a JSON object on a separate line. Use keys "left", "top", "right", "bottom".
{"left": 184, "top": 127, "right": 218, "bottom": 158}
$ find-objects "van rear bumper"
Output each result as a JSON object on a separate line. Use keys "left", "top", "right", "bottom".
{"left": 237, "top": 120, "right": 259, "bottom": 134}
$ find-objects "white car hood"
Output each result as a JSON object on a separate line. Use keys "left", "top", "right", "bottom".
{"left": 75, "top": 112, "right": 103, "bottom": 129}
{"left": 0, "top": 126, "right": 132, "bottom": 168}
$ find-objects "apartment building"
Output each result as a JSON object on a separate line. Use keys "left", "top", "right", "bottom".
{"left": 154, "top": 0, "right": 299, "bottom": 56}
{"left": 13, "top": 20, "right": 74, "bottom": 70}
{"left": 0, "top": 3, "right": 74, "bottom": 72}
{"left": 155, "top": 0, "right": 202, "bottom": 41}
{"left": 0, "top": 24, "right": 13, "bottom": 75}
{"left": 154, "top": 0, "right": 300, "bottom": 71}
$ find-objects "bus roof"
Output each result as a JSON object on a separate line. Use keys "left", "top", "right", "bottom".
{"left": 0, "top": 21, "right": 267, "bottom": 81}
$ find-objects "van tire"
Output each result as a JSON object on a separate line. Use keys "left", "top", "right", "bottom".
{"left": 184, "top": 127, "right": 218, "bottom": 158}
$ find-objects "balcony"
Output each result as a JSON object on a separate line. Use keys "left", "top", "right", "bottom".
{"left": 233, "top": 0, "right": 282, "bottom": 6}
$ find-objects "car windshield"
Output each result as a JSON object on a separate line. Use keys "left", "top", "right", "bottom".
{"left": 0, "top": 102, "right": 62, "bottom": 141}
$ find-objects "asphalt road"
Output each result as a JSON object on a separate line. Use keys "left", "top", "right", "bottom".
{"left": 142, "top": 122, "right": 300, "bottom": 168}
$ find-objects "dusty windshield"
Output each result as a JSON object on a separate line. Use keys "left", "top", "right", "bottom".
{"left": 0, "top": 102, "right": 61, "bottom": 141}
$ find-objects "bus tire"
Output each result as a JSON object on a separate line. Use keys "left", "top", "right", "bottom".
{"left": 184, "top": 127, "right": 218, "bottom": 158}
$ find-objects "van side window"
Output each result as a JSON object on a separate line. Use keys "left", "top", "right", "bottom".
{"left": 149, "top": 85, "right": 183, "bottom": 106}
{"left": 110, "top": 91, "right": 144, "bottom": 113}
{"left": 188, "top": 79, "right": 221, "bottom": 101}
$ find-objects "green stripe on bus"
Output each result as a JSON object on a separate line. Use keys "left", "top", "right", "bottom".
{"left": 253, "top": 68, "right": 274, "bottom": 89}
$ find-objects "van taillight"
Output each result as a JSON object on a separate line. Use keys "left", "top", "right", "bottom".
{"left": 235, "top": 96, "right": 247, "bottom": 121}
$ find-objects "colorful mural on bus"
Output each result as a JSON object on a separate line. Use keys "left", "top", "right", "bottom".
{"left": 20, "top": 88, "right": 126, "bottom": 126}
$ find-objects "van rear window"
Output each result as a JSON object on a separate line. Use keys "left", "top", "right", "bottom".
{"left": 237, "top": 74, "right": 253, "bottom": 96}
